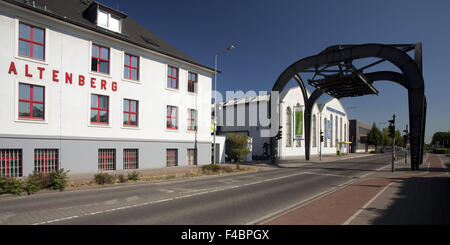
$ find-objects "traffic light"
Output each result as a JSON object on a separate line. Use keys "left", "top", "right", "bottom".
{"left": 320, "top": 131, "right": 324, "bottom": 143}
{"left": 388, "top": 115, "right": 396, "bottom": 138}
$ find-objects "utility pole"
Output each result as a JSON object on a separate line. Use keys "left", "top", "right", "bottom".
{"left": 403, "top": 125, "right": 409, "bottom": 165}
{"left": 388, "top": 114, "right": 396, "bottom": 172}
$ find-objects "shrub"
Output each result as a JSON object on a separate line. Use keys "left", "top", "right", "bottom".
{"left": 0, "top": 177, "right": 24, "bottom": 195}
{"left": 117, "top": 174, "right": 127, "bottom": 183}
{"left": 433, "top": 148, "right": 450, "bottom": 154}
{"left": 29, "top": 172, "right": 53, "bottom": 189}
{"left": 201, "top": 164, "right": 221, "bottom": 173}
{"left": 94, "top": 172, "right": 115, "bottom": 185}
{"left": 127, "top": 171, "right": 140, "bottom": 181}
{"left": 221, "top": 166, "right": 233, "bottom": 173}
{"left": 49, "top": 169, "right": 69, "bottom": 191}
{"left": 24, "top": 175, "right": 41, "bottom": 195}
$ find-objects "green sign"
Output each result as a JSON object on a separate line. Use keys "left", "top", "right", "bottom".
{"left": 294, "top": 107, "right": 304, "bottom": 139}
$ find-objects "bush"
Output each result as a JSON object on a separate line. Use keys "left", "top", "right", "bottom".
{"left": 94, "top": 172, "right": 115, "bottom": 185}
{"left": 0, "top": 176, "right": 24, "bottom": 195}
{"left": 30, "top": 172, "right": 54, "bottom": 189}
{"left": 433, "top": 148, "right": 450, "bottom": 154}
{"left": 201, "top": 164, "right": 221, "bottom": 173}
{"left": 127, "top": 171, "right": 140, "bottom": 181}
{"left": 221, "top": 166, "right": 234, "bottom": 173}
{"left": 369, "top": 150, "right": 380, "bottom": 154}
{"left": 49, "top": 169, "right": 69, "bottom": 191}
{"left": 117, "top": 174, "right": 127, "bottom": 183}
{"left": 24, "top": 175, "right": 41, "bottom": 195}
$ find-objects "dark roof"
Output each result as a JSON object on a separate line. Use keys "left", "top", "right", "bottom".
{"left": 3, "top": 0, "right": 215, "bottom": 72}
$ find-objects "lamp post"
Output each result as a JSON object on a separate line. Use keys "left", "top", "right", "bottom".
{"left": 213, "top": 44, "right": 235, "bottom": 164}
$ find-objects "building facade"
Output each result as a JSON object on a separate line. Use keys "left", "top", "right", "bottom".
{"left": 349, "top": 120, "right": 374, "bottom": 153}
{"left": 216, "top": 87, "right": 350, "bottom": 160}
{"left": 0, "top": 0, "right": 214, "bottom": 177}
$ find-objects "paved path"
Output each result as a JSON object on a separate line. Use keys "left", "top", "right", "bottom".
{"left": 263, "top": 153, "right": 450, "bottom": 225}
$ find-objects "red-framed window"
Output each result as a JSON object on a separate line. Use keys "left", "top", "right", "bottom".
{"left": 187, "top": 149, "right": 197, "bottom": 166}
{"left": 167, "top": 66, "right": 179, "bottom": 89}
{"left": 188, "top": 72, "right": 197, "bottom": 93}
{"left": 166, "top": 106, "right": 178, "bottom": 130}
{"left": 34, "top": 149, "right": 59, "bottom": 174}
{"left": 91, "top": 94, "right": 109, "bottom": 124}
{"left": 166, "top": 149, "right": 178, "bottom": 167}
{"left": 19, "top": 22, "right": 45, "bottom": 60}
{"left": 19, "top": 83, "right": 44, "bottom": 120}
{"left": 0, "top": 149, "right": 22, "bottom": 178}
{"left": 91, "top": 44, "right": 110, "bottom": 74}
{"left": 123, "top": 149, "right": 138, "bottom": 170}
{"left": 98, "top": 149, "right": 116, "bottom": 171}
{"left": 123, "top": 99, "right": 138, "bottom": 127}
{"left": 124, "top": 54, "right": 139, "bottom": 80}
{"left": 187, "top": 109, "right": 197, "bottom": 131}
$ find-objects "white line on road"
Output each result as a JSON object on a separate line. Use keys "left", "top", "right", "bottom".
{"left": 32, "top": 171, "right": 307, "bottom": 225}
{"left": 342, "top": 182, "right": 395, "bottom": 225}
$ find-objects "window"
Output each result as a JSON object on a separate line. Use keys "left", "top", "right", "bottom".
{"left": 187, "top": 109, "right": 197, "bottom": 131}
{"left": 19, "top": 83, "right": 44, "bottom": 120}
{"left": 123, "top": 149, "right": 138, "bottom": 170}
{"left": 97, "top": 9, "right": 121, "bottom": 33}
{"left": 188, "top": 72, "right": 197, "bottom": 93}
{"left": 335, "top": 115, "right": 338, "bottom": 145}
{"left": 91, "top": 44, "right": 110, "bottom": 74}
{"left": 0, "top": 149, "right": 22, "bottom": 177}
{"left": 167, "top": 66, "right": 178, "bottom": 89}
{"left": 312, "top": 115, "right": 317, "bottom": 147}
{"left": 19, "top": 22, "right": 45, "bottom": 60}
{"left": 166, "top": 149, "right": 178, "bottom": 167}
{"left": 286, "top": 107, "right": 292, "bottom": 147}
{"left": 187, "top": 149, "right": 197, "bottom": 166}
{"left": 34, "top": 149, "right": 59, "bottom": 174}
{"left": 166, "top": 106, "right": 178, "bottom": 130}
{"left": 124, "top": 54, "right": 139, "bottom": 80}
{"left": 123, "top": 99, "right": 138, "bottom": 127}
{"left": 91, "top": 94, "right": 109, "bottom": 124}
{"left": 324, "top": 118, "right": 328, "bottom": 147}
{"left": 330, "top": 116, "right": 334, "bottom": 148}
{"left": 98, "top": 149, "right": 116, "bottom": 171}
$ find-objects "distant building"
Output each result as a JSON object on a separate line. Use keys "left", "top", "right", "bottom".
{"left": 349, "top": 120, "right": 374, "bottom": 153}
{"left": 215, "top": 86, "right": 350, "bottom": 160}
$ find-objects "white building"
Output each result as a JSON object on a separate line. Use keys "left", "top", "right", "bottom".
{"left": 216, "top": 87, "right": 350, "bottom": 160}
{"left": 0, "top": 0, "right": 215, "bottom": 177}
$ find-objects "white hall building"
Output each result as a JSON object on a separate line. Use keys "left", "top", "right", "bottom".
{"left": 0, "top": 0, "right": 215, "bottom": 177}
{"left": 216, "top": 87, "right": 350, "bottom": 160}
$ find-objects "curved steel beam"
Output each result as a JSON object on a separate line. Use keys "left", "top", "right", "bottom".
{"left": 272, "top": 44, "right": 425, "bottom": 170}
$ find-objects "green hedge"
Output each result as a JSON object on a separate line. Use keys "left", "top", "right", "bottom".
{"left": 433, "top": 148, "right": 450, "bottom": 154}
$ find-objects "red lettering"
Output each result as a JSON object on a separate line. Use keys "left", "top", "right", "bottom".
{"left": 65, "top": 73, "right": 73, "bottom": 84}
{"left": 91, "top": 77, "right": 96, "bottom": 88}
{"left": 8, "top": 61, "right": 17, "bottom": 75}
{"left": 52, "top": 70, "right": 59, "bottom": 82}
{"left": 112, "top": 82, "right": 117, "bottom": 92}
{"left": 101, "top": 80, "right": 107, "bottom": 90}
{"left": 37, "top": 67, "right": 45, "bottom": 79}
{"left": 79, "top": 75, "right": 85, "bottom": 86}
{"left": 25, "top": 64, "right": 32, "bottom": 77}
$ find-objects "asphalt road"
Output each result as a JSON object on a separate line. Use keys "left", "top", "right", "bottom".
{"left": 0, "top": 153, "right": 398, "bottom": 225}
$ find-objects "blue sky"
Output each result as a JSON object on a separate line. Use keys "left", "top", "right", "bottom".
{"left": 100, "top": 0, "right": 449, "bottom": 142}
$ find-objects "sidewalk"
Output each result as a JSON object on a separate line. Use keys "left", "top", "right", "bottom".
{"left": 263, "top": 153, "right": 450, "bottom": 225}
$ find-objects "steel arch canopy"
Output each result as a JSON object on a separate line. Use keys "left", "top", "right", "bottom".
{"left": 270, "top": 43, "right": 426, "bottom": 171}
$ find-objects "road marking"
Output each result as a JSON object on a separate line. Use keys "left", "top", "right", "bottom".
{"left": 342, "top": 182, "right": 395, "bottom": 225}
{"left": 32, "top": 171, "right": 307, "bottom": 225}
{"left": 302, "top": 172, "right": 350, "bottom": 178}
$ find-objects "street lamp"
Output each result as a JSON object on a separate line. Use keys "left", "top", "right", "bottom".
{"left": 213, "top": 44, "right": 235, "bottom": 164}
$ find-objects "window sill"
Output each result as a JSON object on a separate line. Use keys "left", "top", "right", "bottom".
{"left": 88, "top": 123, "right": 112, "bottom": 128}
{"left": 15, "top": 55, "right": 48, "bottom": 65}
{"left": 15, "top": 119, "right": 48, "bottom": 124}
{"left": 89, "top": 71, "right": 112, "bottom": 79}
{"left": 186, "top": 91, "right": 198, "bottom": 96}
{"left": 165, "top": 128, "right": 179, "bottom": 133}
{"left": 121, "top": 125, "right": 140, "bottom": 130}
{"left": 186, "top": 130, "right": 198, "bottom": 134}
{"left": 165, "top": 87, "right": 180, "bottom": 93}
{"left": 121, "top": 78, "right": 141, "bottom": 84}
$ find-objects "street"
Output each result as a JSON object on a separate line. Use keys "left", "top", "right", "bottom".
{"left": 0, "top": 153, "right": 398, "bottom": 225}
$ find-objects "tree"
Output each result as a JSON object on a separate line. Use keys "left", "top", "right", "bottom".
{"left": 431, "top": 132, "right": 450, "bottom": 148}
{"left": 225, "top": 133, "right": 251, "bottom": 169}
{"left": 367, "top": 123, "right": 382, "bottom": 150}
{"left": 395, "top": 130, "right": 403, "bottom": 147}
{"left": 381, "top": 128, "right": 392, "bottom": 148}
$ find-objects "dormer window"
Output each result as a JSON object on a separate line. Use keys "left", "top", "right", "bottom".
{"left": 97, "top": 9, "right": 121, "bottom": 33}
